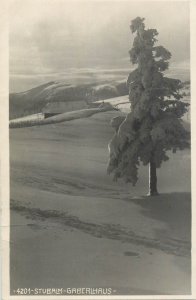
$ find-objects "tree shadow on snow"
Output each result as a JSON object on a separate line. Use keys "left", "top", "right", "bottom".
{"left": 130, "top": 192, "right": 191, "bottom": 243}
{"left": 128, "top": 192, "right": 191, "bottom": 279}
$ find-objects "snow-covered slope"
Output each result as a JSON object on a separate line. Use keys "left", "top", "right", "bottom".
{"left": 9, "top": 80, "right": 128, "bottom": 119}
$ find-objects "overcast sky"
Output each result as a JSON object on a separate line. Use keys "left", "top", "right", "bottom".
{"left": 9, "top": 0, "right": 190, "bottom": 92}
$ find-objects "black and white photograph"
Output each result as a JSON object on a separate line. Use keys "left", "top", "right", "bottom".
{"left": 3, "top": 0, "right": 195, "bottom": 298}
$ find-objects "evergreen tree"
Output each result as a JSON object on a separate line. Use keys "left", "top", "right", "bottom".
{"left": 107, "top": 17, "right": 190, "bottom": 196}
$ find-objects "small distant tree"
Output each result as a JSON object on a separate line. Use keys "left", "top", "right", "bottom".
{"left": 107, "top": 17, "right": 190, "bottom": 196}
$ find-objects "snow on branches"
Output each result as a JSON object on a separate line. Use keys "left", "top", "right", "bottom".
{"left": 107, "top": 17, "right": 190, "bottom": 188}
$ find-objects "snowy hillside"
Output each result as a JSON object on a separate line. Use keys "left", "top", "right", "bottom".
{"left": 9, "top": 80, "right": 128, "bottom": 119}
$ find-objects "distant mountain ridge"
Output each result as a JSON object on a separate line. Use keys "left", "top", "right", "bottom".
{"left": 9, "top": 80, "right": 128, "bottom": 119}
{"left": 9, "top": 79, "right": 190, "bottom": 120}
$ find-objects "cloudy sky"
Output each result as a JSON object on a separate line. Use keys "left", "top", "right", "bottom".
{"left": 9, "top": 0, "right": 190, "bottom": 92}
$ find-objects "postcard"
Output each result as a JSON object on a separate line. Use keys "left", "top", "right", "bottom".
{"left": 1, "top": 0, "right": 196, "bottom": 299}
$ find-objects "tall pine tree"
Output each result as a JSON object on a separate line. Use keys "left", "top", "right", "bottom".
{"left": 107, "top": 17, "right": 190, "bottom": 196}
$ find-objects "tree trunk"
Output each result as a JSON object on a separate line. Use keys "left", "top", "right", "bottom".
{"left": 148, "top": 158, "right": 159, "bottom": 196}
